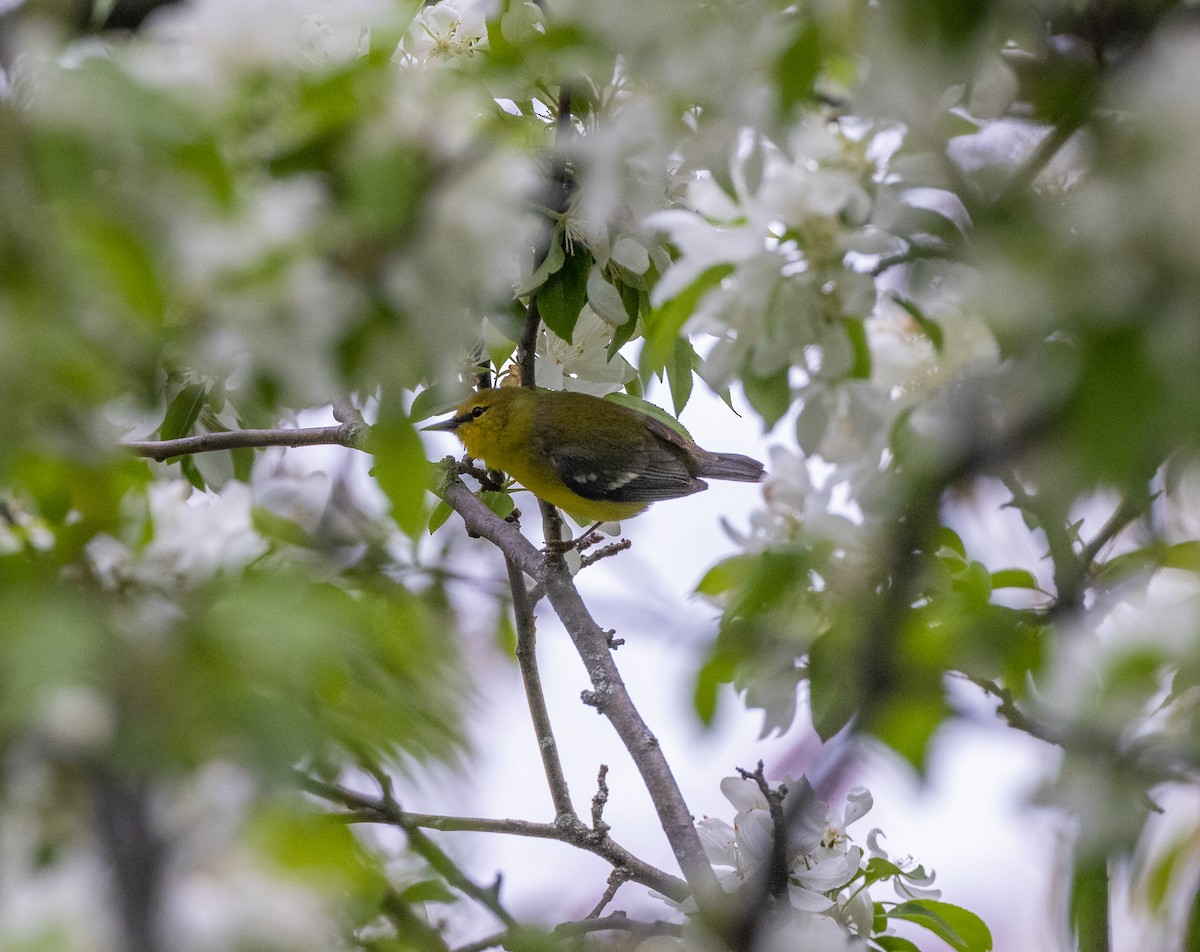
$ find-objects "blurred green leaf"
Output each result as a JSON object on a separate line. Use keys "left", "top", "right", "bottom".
{"left": 695, "top": 554, "right": 759, "bottom": 597}
{"left": 742, "top": 367, "right": 791, "bottom": 430}
{"left": 887, "top": 293, "right": 944, "bottom": 352}
{"left": 990, "top": 568, "right": 1038, "bottom": 590}
{"left": 411, "top": 384, "right": 473, "bottom": 424}
{"left": 371, "top": 396, "right": 433, "bottom": 538}
{"left": 639, "top": 264, "right": 733, "bottom": 384}
{"left": 427, "top": 500, "right": 453, "bottom": 534}
{"left": 843, "top": 317, "right": 872, "bottom": 379}
{"left": 776, "top": 18, "right": 823, "bottom": 113}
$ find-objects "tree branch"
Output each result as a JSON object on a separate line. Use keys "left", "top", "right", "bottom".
{"left": 308, "top": 771, "right": 517, "bottom": 929}
{"left": 124, "top": 422, "right": 367, "bottom": 462}
{"left": 538, "top": 554, "right": 721, "bottom": 898}
{"left": 432, "top": 477, "right": 718, "bottom": 896}
{"left": 450, "top": 913, "right": 682, "bottom": 952}
{"left": 506, "top": 555, "right": 576, "bottom": 820}
{"left": 299, "top": 774, "right": 690, "bottom": 902}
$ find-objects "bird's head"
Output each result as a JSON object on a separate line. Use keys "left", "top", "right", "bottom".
{"left": 422, "top": 387, "right": 525, "bottom": 446}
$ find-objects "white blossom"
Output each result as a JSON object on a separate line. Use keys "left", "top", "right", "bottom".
{"left": 693, "top": 771, "right": 938, "bottom": 944}
{"left": 533, "top": 308, "right": 636, "bottom": 396}
{"left": 398, "top": 1, "right": 488, "bottom": 65}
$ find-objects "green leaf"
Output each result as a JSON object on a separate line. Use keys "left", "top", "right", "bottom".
{"left": 480, "top": 490, "right": 515, "bottom": 520}
{"left": 742, "top": 367, "right": 791, "bottom": 430}
{"left": 695, "top": 555, "right": 758, "bottom": 597}
{"left": 1145, "top": 835, "right": 1188, "bottom": 912}
{"left": 871, "top": 693, "right": 946, "bottom": 772}
{"left": 252, "top": 506, "right": 311, "bottom": 547}
{"left": 1162, "top": 541, "right": 1200, "bottom": 572}
{"left": 516, "top": 233, "right": 566, "bottom": 298}
{"left": 160, "top": 384, "right": 207, "bottom": 441}
{"left": 694, "top": 647, "right": 737, "bottom": 725}
{"left": 370, "top": 396, "right": 432, "bottom": 538}
{"left": 639, "top": 264, "right": 733, "bottom": 383}
{"left": 666, "top": 337, "right": 697, "bottom": 416}
{"left": 427, "top": 500, "right": 453, "bottom": 535}
{"left": 952, "top": 560, "right": 993, "bottom": 607}
{"left": 231, "top": 446, "right": 255, "bottom": 483}
{"left": 1186, "top": 871, "right": 1200, "bottom": 952}
{"left": 1096, "top": 547, "right": 1159, "bottom": 586}
{"left": 397, "top": 879, "right": 458, "bottom": 904}
{"left": 864, "top": 856, "right": 906, "bottom": 885}
{"left": 537, "top": 246, "right": 591, "bottom": 342}
{"left": 252, "top": 806, "right": 378, "bottom": 893}
{"left": 180, "top": 455, "right": 206, "bottom": 490}
{"left": 875, "top": 938, "right": 921, "bottom": 952}
{"left": 888, "top": 900, "right": 993, "bottom": 952}
{"left": 932, "top": 526, "right": 967, "bottom": 559}
{"left": 990, "top": 568, "right": 1038, "bottom": 590}
{"left": 76, "top": 214, "right": 166, "bottom": 321}
{"left": 494, "top": 608, "right": 517, "bottom": 657}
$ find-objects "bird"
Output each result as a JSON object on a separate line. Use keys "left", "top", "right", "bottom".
{"left": 424, "top": 386, "right": 765, "bottom": 524}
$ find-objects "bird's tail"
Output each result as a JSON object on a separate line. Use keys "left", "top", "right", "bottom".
{"left": 696, "top": 451, "right": 766, "bottom": 483}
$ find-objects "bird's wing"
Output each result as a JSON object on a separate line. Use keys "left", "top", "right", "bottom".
{"left": 546, "top": 440, "right": 706, "bottom": 503}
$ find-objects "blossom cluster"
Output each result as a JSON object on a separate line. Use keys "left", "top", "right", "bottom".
{"left": 685, "top": 774, "right": 938, "bottom": 949}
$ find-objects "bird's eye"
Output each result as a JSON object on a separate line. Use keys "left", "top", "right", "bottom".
{"left": 471, "top": 406, "right": 486, "bottom": 419}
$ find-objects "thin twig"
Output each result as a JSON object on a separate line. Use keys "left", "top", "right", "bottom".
{"left": 299, "top": 774, "right": 690, "bottom": 902}
{"left": 554, "top": 912, "right": 683, "bottom": 939}
{"left": 736, "top": 761, "right": 789, "bottom": 899}
{"left": 124, "top": 423, "right": 366, "bottom": 462}
{"left": 450, "top": 931, "right": 509, "bottom": 952}
{"left": 1079, "top": 491, "right": 1149, "bottom": 570}
{"left": 331, "top": 395, "right": 366, "bottom": 428}
{"left": 506, "top": 555, "right": 576, "bottom": 820}
{"left": 539, "top": 557, "right": 721, "bottom": 898}
{"left": 586, "top": 868, "right": 629, "bottom": 919}
{"left": 309, "top": 772, "right": 516, "bottom": 929}
{"left": 590, "top": 764, "right": 610, "bottom": 835}
{"left": 967, "top": 677, "right": 1200, "bottom": 786}
{"left": 451, "top": 913, "right": 682, "bottom": 952}
{"left": 579, "top": 537, "right": 633, "bottom": 568}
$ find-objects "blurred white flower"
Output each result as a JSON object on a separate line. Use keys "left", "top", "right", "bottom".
{"left": 252, "top": 456, "right": 332, "bottom": 535}
{"left": 729, "top": 446, "right": 860, "bottom": 551}
{"left": 39, "top": 686, "right": 116, "bottom": 754}
{"left": 647, "top": 130, "right": 879, "bottom": 391}
{"left": 128, "top": 0, "right": 387, "bottom": 89}
{"left": 145, "top": 481, "right": 268, "bottom": 586}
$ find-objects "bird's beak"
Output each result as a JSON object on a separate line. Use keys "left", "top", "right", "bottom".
{"left": 421, "top": 417, "right": 461, "bottom": 433}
